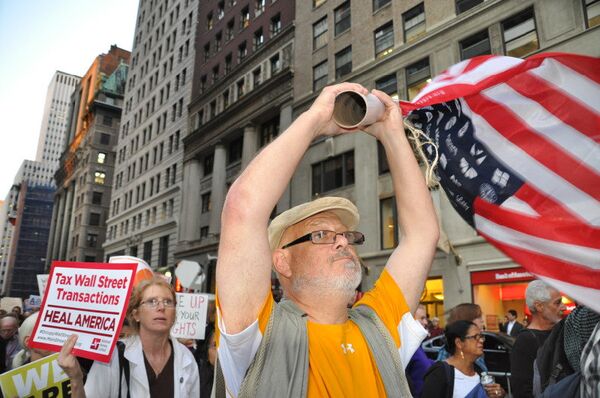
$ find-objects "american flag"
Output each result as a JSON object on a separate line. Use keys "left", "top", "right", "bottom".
{"left": 399, "top": 53, "right": 600, "bottom": 314}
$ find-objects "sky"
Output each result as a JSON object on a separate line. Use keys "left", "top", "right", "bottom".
{"left": 0, "top": 0, "right": 139, "bottom": 195}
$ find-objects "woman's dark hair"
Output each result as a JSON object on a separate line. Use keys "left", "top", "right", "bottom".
{"left": 445, "top": 320, "right": 476, "bottom": 355}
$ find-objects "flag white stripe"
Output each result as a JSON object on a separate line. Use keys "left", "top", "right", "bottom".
{"left": 530, "top": 58, "right": 600, "bottom": 114}
{"left": 414, "top": 57, "right": 523, "bottom": 102}
{"left": 536, "top": 275, "right": 600, "bottom": 315}
{"left": 461, "top": 98, "right": 600, "bottom": 226}
{"left": 474, "top": 214, "right": 600, "bottom": 269}
{"left": 500, "top": 196, "right": 540, "bottom": 217}
{"left": 482, "top": 83, "right": 600, "bottom": 174}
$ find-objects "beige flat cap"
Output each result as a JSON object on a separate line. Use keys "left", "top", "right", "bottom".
{"left": 268, "top": 196, "right": 359, "bottom": 250}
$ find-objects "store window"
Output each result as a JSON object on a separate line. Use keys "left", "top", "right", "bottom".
{"left": 406, "top": 58, "right": 431, "bottom": 101}
{"left": 460, "top": 29, "right": 491, "bottom": 60}
{"left": 502, "top": 8, "right": 539, "bottom": 58}
{"left": 421, "top": 278, "right": 445, "bottom": 326}
{"left": 380, "top": 197, "right": 397, "bottom": 249}
{"left": 374, "top": 21, "right": 394, "bottom": 58}
{"left": 403, "top": 3, "right": 425, "bottom": 42}
{"left": 312, "top": 151, "right": 354, "bottom": 196}
{"left": 335, "top": 46, "right": 352, "bottom": 78}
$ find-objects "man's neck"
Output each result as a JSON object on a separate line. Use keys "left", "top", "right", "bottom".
{"left": 285, "top": 290, "right": 352, "bottom": 324}
{"left": 527, "top": 315, "right": 554, "bottom": 331}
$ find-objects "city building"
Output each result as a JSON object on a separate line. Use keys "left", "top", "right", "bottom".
{"left": 47, "top": 46, "right": 130, "bottom": 266}
{"left": 0, "top": 161, "right": 54, "bottom": 296}
{"left": 179, "top": 0, "right": 295, "bottom": 291}
{"left": 290, "top": 0, "right": 598, "bottom": 326}
{"left": 35, "top": 71, "right": 81, "bottom": 182}
{"left": 103, "top": 0, "right": 199, "bottom": 272}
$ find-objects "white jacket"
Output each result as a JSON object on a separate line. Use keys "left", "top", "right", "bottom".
{"left": 84, "top": 335, "right": 200, "bottom": 397}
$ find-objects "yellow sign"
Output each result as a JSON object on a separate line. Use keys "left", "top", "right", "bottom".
{"left": 0, "top": 354, "right": 71, "bottom": 398}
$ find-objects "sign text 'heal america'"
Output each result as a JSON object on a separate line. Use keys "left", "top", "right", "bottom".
{"left": 30, "top": 261, "right": 136, "bottom": 363}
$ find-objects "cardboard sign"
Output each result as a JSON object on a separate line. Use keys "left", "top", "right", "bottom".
{"left": 29, "top": 261, "right": 137, "bottom": 363}
{"left": 171, "top": 293, "right": 209, "bottom": 340}
{"left": 0, "top": 297, "right": 23, "bottom": 312}
{"left": 37, "top": 274, "right": 49, "bottom": 297}
{"left": 0, "top": 353, "right": 70, "bottom": 398}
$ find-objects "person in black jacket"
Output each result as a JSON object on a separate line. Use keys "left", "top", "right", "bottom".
{"left": 422, "top": 320, "right": 505, "bottom": 398}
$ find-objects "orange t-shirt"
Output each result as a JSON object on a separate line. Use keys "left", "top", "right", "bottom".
{"left": 216, "top": 270, "right": 420, "bottom": 398}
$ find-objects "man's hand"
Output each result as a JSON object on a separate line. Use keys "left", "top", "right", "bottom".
{"left": 363, "top": 89, "right": 404, "bottom": 142}
{"left": 306, "top": 82, "right": 369, "bottom": 138}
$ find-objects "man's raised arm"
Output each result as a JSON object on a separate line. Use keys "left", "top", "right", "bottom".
{"left": 217, "top": 83, "right": 368, "bottom": 333}
{"left": 365, "top": 90, "right": 439, "bottom": 313}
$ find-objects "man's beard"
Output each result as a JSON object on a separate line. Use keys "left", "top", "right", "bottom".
{"left": 291, "top": 250, "right": 362, "bottom": 294}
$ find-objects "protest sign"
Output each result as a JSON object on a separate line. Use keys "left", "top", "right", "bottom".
{"left": 0, "top": 297, "right": 23, "bottom": 312}
{"left": 171, "top": 293, "right": 209, "bottom": 340}
{"left": 37, "top": 274, "right": 49, "bottom": 297}
{"left": 29, "top": 261, "right": 137, "bottom": 363}
{"left": 0, "top": 353, "right": 70, "bottom": 398}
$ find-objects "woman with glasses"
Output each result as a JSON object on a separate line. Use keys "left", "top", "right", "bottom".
{"left": 58, "top": 275, "right": 200, "bottom": 398}
{"left": 422, "top": 320, "right": 506, "bottom": 398}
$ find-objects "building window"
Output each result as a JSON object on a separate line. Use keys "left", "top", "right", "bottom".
{"left": 97, "top": 152, "right": 107, "bottom": 164}
{"left": 210, "top": 100, "right": 216, "bottom": 118}
{"left": 225, "top": 53, "right": 233, "bottom": 73}
{"left": 377, "top": 141, "right": 390, "bottom": 174}
{"left": 270, "top": 13, "right": 282, "bottom": 36}
{"left": 373, "top": 0, "right": 391, "bottom": 12}
{"left": 374, "top": 21, "right": 394, "bottom": 58}
{"left": 207, "top": 12, "right": 214, "bottom": 30}
{"left": 237, "top": 78, "right": 245, "bottom": 97}
{"left": 456, "top": 0, "right": 483, "bottom": 14}
{"left": 143, "top": 241, "right": 152, "bottom": 265}
{"left": 215, "top": 31, "right": 222, "bottom": 52}
{"left": 200, "top": 226, "right": 209, "bottom": 239}
{"left": 253, "top": 67, "right": 262, "bottom": 86}
{"left": 226, "top": 19, "right": 235, "bottom": 41}
{"left": 89, "top": 212, "right": 101, "bottom": 226}
{"left": 403, "top": 3, "right": 425, "bottom": 43}
{"left": 87, "top": 233, "right": 98, "bottom": 248}
{"left": 253, "top": 28, "right": 264, "bottom": 50}
{"left": 85, "top": 255, "right": 97, "bottom": 262}
{"left": 103, "top": 115, "right": 113, "bottom": 126}
{"left": 238, "top": 41, "right": 247, "bottom": 62}
{"left": 270, "top": 54, "right": 281, "bottom": 74}
{"left": 584, "top": 0, "right": 600, "bottom": 28}
{"left": 212, "top": 65, "right": 219, "bottom": 83}
{"left": 260, "top": 116, "right": 280, "bottom": 147}
{"left": 313, "top": 17, "right": 328, "bottom": 50}
{"left": 159, "top": 235, "right": 169, "bottom": 266}
{"left": 94, "top": 171, "right": 106, "bottom": 184}
{"left": 406, "top": 58, "right": 431, "bottom": 101}
{"left": 255, "top": 0, "right": 266, "bottom": 16}
{"left": 92, "top": 191, "right": 103, "bottom": 205}
{"left": 223, "top": 89, "right": 230, "bottom": 109}
{"left": 375, "top": 73, "right": 398, "bottom": 100}
{"left": 380, "top": 197, "right": 397, "bottom": 249}
{"left": 312, "top": 151, "right": 354, "bottom": 196}
{"left": 460, "top": 30, "right": 491, "bottom": 60}
{"left": 240, "top": 6, "right": 250, "bottom": 30}
{"left": 313, "top": 61, "right": 328, "bottom": 92}
{"left": 502, "top": 8, "right": 539, "bottom": 58}
{"left": 313, "top": 0, "right": 326, "bottom": 7}
{"left": 201, "top": 192, "right": 211, "bottom": 213}
{"left": 335, "top": 46, "right": 352, "bottom": 78}
{"left": 204, "top": 43, "right": 211, "bottom": 62}
{"left": 334, "top": 1, "right": 351, "bottom": 36}
{"left": 100, "top": 133, "right": 110, "bottom": 145}
{"left": 228, "top": 137, "right": 243, "bottom": 163}
{"left": 204, "top": 153, "right": 214, "bottom": 176}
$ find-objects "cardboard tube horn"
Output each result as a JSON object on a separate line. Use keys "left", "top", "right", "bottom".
{"left": 333, "top": 90, "right": 386, "bottom": 129}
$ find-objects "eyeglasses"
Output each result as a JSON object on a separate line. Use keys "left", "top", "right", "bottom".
{"left": 464, "top": 333, "right": 486, "bottom": 341}
{"left": 281, "top": 230, "right": 365, "bottom": 249}
{"left": 140, "top": 298, "right": 176, "bottom": 308}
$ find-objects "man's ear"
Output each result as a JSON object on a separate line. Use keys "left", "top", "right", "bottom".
{"left": 272, "top": 249, "right": 292, "bottom": 279}
{"left": 24, "top": 335, "right": 30, "bottom": 347}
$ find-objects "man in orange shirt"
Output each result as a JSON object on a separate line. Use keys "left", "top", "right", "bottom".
{"left": 216, "top": 83, "right": 439, "bottom": 397}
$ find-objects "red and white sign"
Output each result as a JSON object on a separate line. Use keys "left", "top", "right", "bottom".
{"left": 471, "top": 266, "right": 535, "bottom": 285}
{"left": 29, "top": 261, "right": 137, "bottom": 363}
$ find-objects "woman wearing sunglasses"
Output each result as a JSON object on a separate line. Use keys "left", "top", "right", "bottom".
{"left": 58, "top": 275, "right": 200, "bottom": 398}
{"left": 422, "top": 320, "right": 506, "bottom": 398}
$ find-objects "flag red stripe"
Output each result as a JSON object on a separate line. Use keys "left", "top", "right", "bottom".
{"left": 514, "top": 184, "right": 584, "bottom": 221}
{"left": 506, "top": 73, "right": 600, "bottom": 143}
{"left": 478, "top": 230, "right": 600, "bottom": 289}
{"left": 475, "top": 196, "right": 600, "bottom": 248}
{"left": 466, "top": 94, "right": 600, "bottom": 201}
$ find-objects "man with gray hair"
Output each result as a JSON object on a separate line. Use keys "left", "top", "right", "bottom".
{"left": 510, "top": 280, "right": 565, "bottom": 398}
{"left": 0, "top": 314, "right": 22, "bottom": 371}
